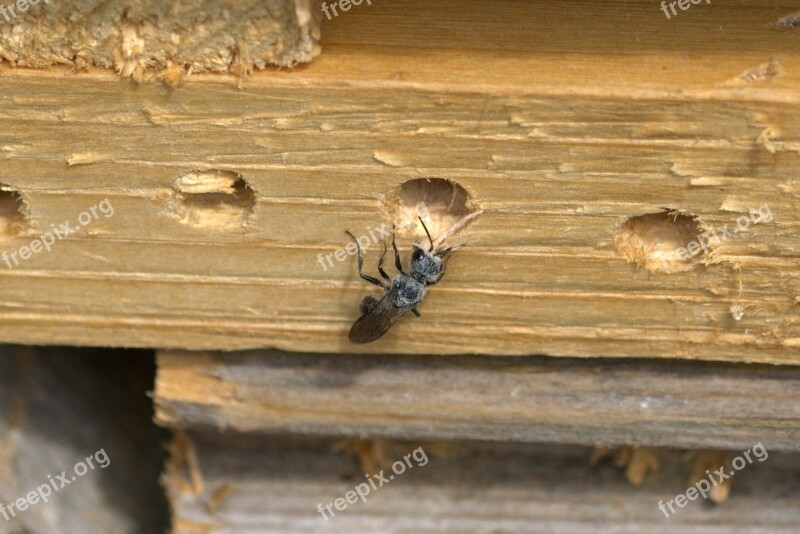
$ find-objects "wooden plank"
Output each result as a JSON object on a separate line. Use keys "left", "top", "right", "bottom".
{"left": 164, "top": 431, "right": 800, "bottom": 533}
{"left": 0, "top": 0, "right": 799, "bottom": 361}
{"left": 154, "top": 350, "right": 800, "bottom": 451}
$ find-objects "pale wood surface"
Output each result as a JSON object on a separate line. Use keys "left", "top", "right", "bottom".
{"left": 165, "top": 431, "right": 800, "bottom": 533}
{"left": 0, "top": 1, "right": 798, "bottom": 361}
{"left": 154, "top": 350, "right": 800, "bottom": 451}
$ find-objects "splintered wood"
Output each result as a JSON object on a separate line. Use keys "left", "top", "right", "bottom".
{"left": 162, "top": 432, "right": 800, "bottom": 533}
{"left": 0, "top": 0, "right": 321, "bottom": 78}
{"left": 0, "top": 0, "right": 799, "bottom": 362}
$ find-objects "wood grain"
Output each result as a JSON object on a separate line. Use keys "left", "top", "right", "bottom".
{"left": 164, "top": 431, "right": 800, "bottom": 533}
{"left": 154, "top": 350, "right": 800, "bottom": 451}
{"left": 0, "top": 0, "right": 798, "bottom": 361}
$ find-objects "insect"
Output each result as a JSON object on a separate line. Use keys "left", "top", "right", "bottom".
{"left": 346, "top": 218, "right": 460, "bottom": 343}
{"left": 775, "top": 10, "right": 800, "bottom": 30}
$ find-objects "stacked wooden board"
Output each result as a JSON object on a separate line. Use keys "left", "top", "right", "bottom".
{"left": 0, "top": 0, "right": 797, "bottom": 362}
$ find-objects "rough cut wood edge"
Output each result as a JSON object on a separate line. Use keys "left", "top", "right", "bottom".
{"left": 0, "top": 0, "right": 321, "bottom": 78}
{"left": 164, "top": 431, "right": 800, "bottom": 533}
{"left": 154, "top": 350, "right": 800, "bottom": 452}
{"left": 0, "top": 0, "right": 798, "bottom": 362}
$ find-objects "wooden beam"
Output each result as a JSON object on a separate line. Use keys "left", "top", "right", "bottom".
{"left": 0, "top": 0, "right": 798, "bottom": 361}
{"left": 164, "top": 431, "right": 800, "bottom": 533}
{"left": 154, "top": 350, "right": 800, "bottom": 451}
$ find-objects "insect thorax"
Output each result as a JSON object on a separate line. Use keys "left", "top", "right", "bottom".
{"left": 393, "top": 276, "right": 425, "bottom": 308}
{"left": 410, "top": 246, "right": 443, "bottom": 283}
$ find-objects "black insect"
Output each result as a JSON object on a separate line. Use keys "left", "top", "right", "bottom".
{"left": 346, "top": 218, "right": 459, "bottom": 343}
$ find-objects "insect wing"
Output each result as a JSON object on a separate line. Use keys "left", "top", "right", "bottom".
{"left": 348, "top": 288, "right": 410, "bottom": 343}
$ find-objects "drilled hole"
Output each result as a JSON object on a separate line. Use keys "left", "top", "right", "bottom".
{"left": 0, "top": 186, "right": 27, "bottom": 237}
{"left": 615, "top": 211, "right": 704, "bottom": 274}
{"left": 169, "top": 170, "right": 255, "bottom": 229}
{"left": 382, "top": 178, "right": 480, "bottom": 239}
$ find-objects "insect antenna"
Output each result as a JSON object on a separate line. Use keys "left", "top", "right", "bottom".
{"left": 419, "top": 217, "right": 434, "bottom": 251}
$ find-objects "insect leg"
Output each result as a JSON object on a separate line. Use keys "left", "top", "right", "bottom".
{"left": 346, "top": 230, "right": 388, "bottom": 288}
{"left": 377, "top": 240, "right": 391, "bottom": 282}
{"left": 411, "top": 306, "right": 421, "bottom": 317}
{"left": 391, "top": 225, "right": 406, "bottom": 274}
{"left": 419, "top": 217, "right": 434, "bottom": 251}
